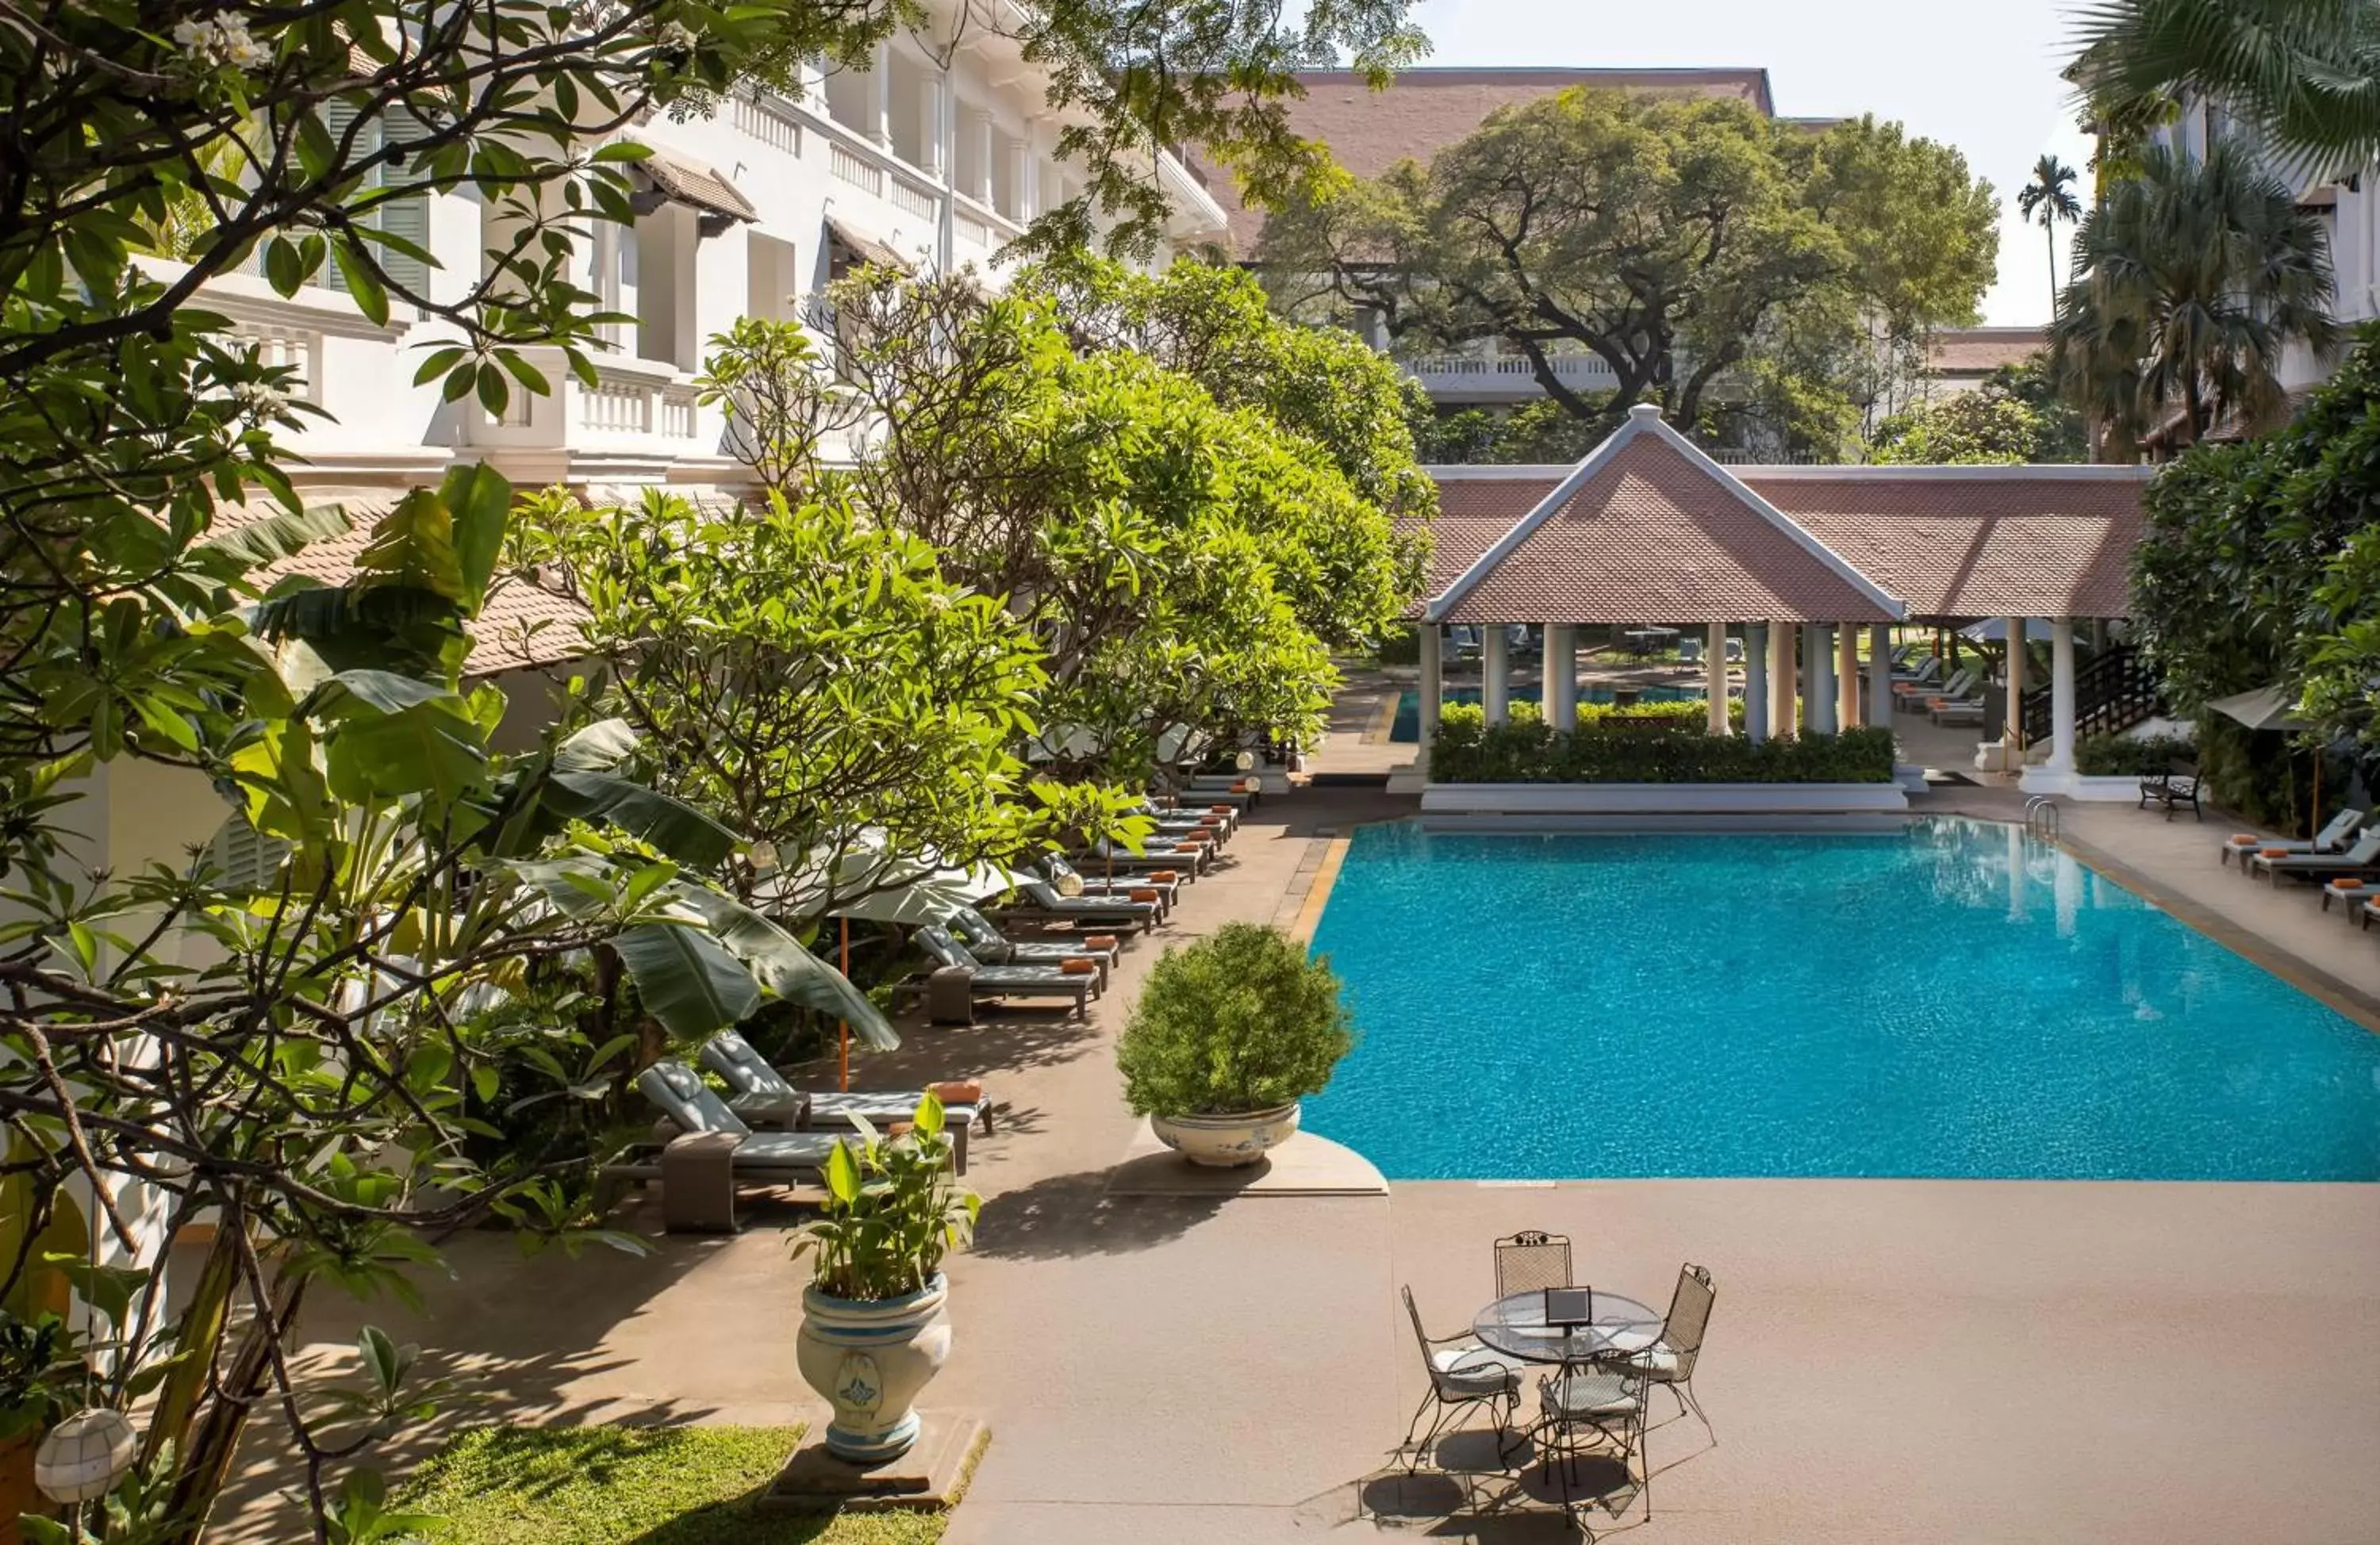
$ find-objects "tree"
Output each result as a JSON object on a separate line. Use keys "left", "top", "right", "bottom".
{"left": 2051, "top": 140, "right": 2339, "bottom": 450}
{"left": 2067, "top": 0, "right": 2380, "bottom": 175}
{"left": 1258, "top": 91, "right": 1998, "bottom": 454}
{"left": 1868, "top": 391, "right": 2050, "bottom": 464}
{"left": 512, "top": 483, "right": 1127, "bottom": 919}
{"left": 2018, "top": 154, "right": 2085, "bottom": 296}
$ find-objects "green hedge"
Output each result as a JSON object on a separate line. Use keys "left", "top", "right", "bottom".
{"left": 1432, "top": 715, "right": 1895, "bottom": 784}
{"left": 1440, "top": 698, "right": 1745, "bottom": 735}
{"left": 2074, "top": 732, "right": 2195, "bottom": 776}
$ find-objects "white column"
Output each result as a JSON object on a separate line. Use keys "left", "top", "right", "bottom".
{"left": 1007, "top": 136, "right": 1033, "bottom": 220}
{"left": 869, "top": 42, "right": 893, "bottom": 148}
{"left": 1868, "top": 624, "right": 1893, "bottom": 728}
{"left": 1541, "top": 625, "right": 1565, "bottom": 723}
{"left": 1483, "top": 627, "right": 1511, "bottom": 726}
{"left": 1837, "top": 624, "right": 1860, "bottom": 729}
{"left": 1549, "top": 625, "right": 1577, "bottom": 731}
{"left": 1418, "top": 625, "right": 1443, "bottom": 744}
{"left": 922, "top": 72, "right": 947, "bottom": 178}
{"left": 1745, "top": 623, "right": 1770, "bottom": 742}
{"left": 1768, "top": 622, "right": 1798, "bottom": 740}
{"left": 797, "top": 55, "right": 827, "bottom": 103}
{"left": 2003, "top": 616, "right": 2028, "bottom": 751}
{"left": 1807, "top": 624, "right": 1837, "bottom": 735}
{"left": 1706, "top": 621, "right": 1729, "bottom": 734}
{"left": 2048, "top": 619, "right": 2078, "bottom": 772}
{"left": 970, "top": 108, "right": 996, "bottom": 204}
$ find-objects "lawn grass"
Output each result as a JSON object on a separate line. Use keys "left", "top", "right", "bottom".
{"left": 396, "top": 1423, "right": 982, "bottom": 1544}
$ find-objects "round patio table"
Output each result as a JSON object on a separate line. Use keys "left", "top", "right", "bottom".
{"left": 1472, "top": 1289, "right": 1664, "bottom": 1366}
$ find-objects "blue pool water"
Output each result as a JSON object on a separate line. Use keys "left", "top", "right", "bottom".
{"left": 1305, "top": 819, "right": 2380, "bottom": 1180}
{"left": 1390, "top": 684, "right": 1701, "bottom": 742}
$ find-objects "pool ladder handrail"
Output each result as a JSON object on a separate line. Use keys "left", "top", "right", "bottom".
{"left": 2025, "top": 796, "right": 2061, "bottom": 842}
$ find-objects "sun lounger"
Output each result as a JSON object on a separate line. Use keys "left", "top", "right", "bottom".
{"left": 1042, "top": 854, "right": 1183, "bottom": 909}
{"left": 1929, "top": 699, "right": 1986, "bottom": 727}
{"left": 2362, "top": 897, "right": 2380, "bottom": 932}
{"left": 2221, "top": 810, "right": 2363, "bottom": 868}
{"left": 695, "top": 1029, "right": 989, "bottom": 1171}
{"left": 630, "top": 1060, "right": 848, "bottom": 1231}
{"left": 1085, "top": 836, "right": 1214, "bottom": 876}
{"left": 2320, "top": 878, "right": 2378, "bottom": 916}
{"left": 914, "top": 925, "right": 1100, "bottom": 1015}
{"left": 947, "top": 903, "right": 1119, "bottom": 990}
{"left": 2247, "top": 830, "right": 2380, "bottom": 883}
{"left": 992, "top": 876, "right": 1163, "bottom": 933}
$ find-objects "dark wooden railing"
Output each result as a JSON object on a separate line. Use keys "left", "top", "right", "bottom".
{"left": 2021, "top": 643, "right": 2161, "bottom": 746}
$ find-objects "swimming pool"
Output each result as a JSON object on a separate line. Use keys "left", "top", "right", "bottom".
{"left": 1304, "top": 819, "right": 2380, "bottom": 1181}
{"left": 1389, "top": 684, "right": 1702, "bottom": 742}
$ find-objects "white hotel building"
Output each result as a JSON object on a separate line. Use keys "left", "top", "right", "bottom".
{"left": 165, "top": 8, "right": 1226, "bottom": 495}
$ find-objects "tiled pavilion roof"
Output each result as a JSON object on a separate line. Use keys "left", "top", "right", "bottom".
{"left": 1418, "top": 416, "right": 2155, "bottom": 624}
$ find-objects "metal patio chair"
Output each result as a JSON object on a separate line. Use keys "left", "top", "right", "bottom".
{"left": 1599, "top": 1262, "right": 1718, "bottom": 1442}
{"left": 1399, "top": 1286, "right": 1522, "bottom": 1474}
{"left": 1492, "top": 1230, "right": 1574, "bottom": 1298}
{"left": 1537, "top": 1363, "right": 1651, "bottom": 1520}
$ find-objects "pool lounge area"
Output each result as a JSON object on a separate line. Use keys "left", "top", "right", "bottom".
{"left": 1306, "top": 817, "right": 2380, "bottom": 1182}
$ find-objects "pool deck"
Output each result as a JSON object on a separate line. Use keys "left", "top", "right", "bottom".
{"left": 214, "top": 684, "right": 2380, "bottom": 1545}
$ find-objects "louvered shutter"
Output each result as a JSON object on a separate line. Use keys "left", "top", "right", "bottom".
{"left": 206, "top": 815, "right": 292, "bottom": 895}
{"left": 376, "top": 105, "right": 433, "bottom": 295}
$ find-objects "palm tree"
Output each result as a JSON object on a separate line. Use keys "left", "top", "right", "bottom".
{"left": 2017, "top": 155, "right": 2084, "bottom": 298}
{"left": 2050, "top": 140, "right": 2339, "bottom": 455}
{"left": 2069, "top": 0, "right": 2380, "bottom": 174}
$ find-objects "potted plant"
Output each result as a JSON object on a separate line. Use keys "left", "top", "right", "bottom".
{"left": 0, "top": 1312, "right": 78, "bottom": 1544}
{"left": 789, "top": 1093, "right": 981, "bottom": 1466}
{"left": 1116, "top": 922, "right": 1356, "bottom": 1167}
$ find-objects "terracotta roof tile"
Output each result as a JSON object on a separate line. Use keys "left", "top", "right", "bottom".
{"left": 217, "top": 490, "right": 593, "bottom": 675}
{"left": 1924, "top": 327, "right": 2046, "bottom": 378}
{"left": 1203, "top": 67, "right": 1775, "bottom": 254}
{"left": 1438, "top": 438, "right": 1896, "bottom": 625}
{"left": 1745, "top": 474, "right": 2146, "bottom": 619}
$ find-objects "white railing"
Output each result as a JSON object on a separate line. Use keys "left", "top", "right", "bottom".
{"left": 890, "top": 172, "right": 938, "bottom": 220}
{"left": 1407, "top": 350, "right": 1619, "bottom": 388}
{"left": 658, "top": 388, "right": 697, "bottom": 440}
{"left": 732, "top": 94, "right": 802, "bottom": 155}
{"left": 580, "top": 377, "right": 650, "bottom": 435}
{"left": 229, "top": 320, "right": 322, "bottom": 404}
{"left": 830, "top": 142, "right": 883, "bottom": 195}
{"left": 955, "top": 209, "right": 990, "bottom": 249}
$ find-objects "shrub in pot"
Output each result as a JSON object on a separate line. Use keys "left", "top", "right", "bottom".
{"left": 1116, "top": 922, "right": 1356, "bottom": 1167}
{"left": 789, "top": 1093, "right": 981, "bottom": 1465}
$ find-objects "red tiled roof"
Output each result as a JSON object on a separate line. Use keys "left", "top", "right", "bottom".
{"left": 1925, "top": 327, "right": 2046, "bottom": 378}
{"left": 217, "top": 490, "right": 593, "bottom": 675}
{"left": 1436, "top": 435, "right": 1898, "bottom": 625}
{"left": 1745, "top": 473, "right": 2148, "bottom": 619}
{"left": 1204, "top": 67, "right": 1775, "bottom": 254}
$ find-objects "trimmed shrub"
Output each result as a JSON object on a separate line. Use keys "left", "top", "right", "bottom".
{"left": 1431, "top": 716, "right": 1895, "bottom": 784}
{"left": 2074, "top": 732, "right": 2195, "bottom": 777}
{"left": 1116, "top": 922, "right": 1355, "bottom": 1117}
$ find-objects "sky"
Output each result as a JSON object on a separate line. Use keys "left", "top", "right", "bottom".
{"left": 1400, "top": 0, "right": 2100, "bottom": 326}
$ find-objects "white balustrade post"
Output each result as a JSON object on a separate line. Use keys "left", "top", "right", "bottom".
{"left": 1806, "top": 625, "right": 1837, "bottom": 735}
{"left": 1484, "top": 627, "right": 1511, "bottom": 726}
{"left": 1745, "top": 623, "right": 1770, "bottom": 742}
{"left": 869, "top": 41, "right": 893, "bottom": 148}
{"left": 2004, "top": 615, "right": 2028, "bottom": 753}
{"left": 1706, "top": 621, "right": 1729, "bottom": 734}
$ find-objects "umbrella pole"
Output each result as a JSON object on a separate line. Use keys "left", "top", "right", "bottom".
{"left": 838, "top": 914, "right": 850, "bottom": 1093}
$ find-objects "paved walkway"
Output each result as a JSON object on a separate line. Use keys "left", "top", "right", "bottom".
{"left": 217, "top": 707, "right": 2380, "bottom": 1545}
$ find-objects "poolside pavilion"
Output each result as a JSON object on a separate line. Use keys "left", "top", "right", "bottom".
{"left": 1411, "top": 405, "right": 2158, "bottom": 792}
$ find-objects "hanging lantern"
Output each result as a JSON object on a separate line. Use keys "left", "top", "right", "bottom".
{"left": 34, "top": 1407, "right": 138, "bottom": 1504}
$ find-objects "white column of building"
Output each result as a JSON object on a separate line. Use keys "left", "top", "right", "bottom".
{"left": 1483, "top": 626, "right": 1511, "bottom": 726}
{"left": 798, "top": 55, "right": 827, "bottom": 103}
{"left": 1706, "top": 621, "right": 1729, "bottom": 734}
{"left": 2048, "top": 619, "right": 2078, "bottom": 772}
{"left": 869, "top": 41, "right": 893, "bottom": 148}
{"left": 1541, "top": 626, "right": 1564, "bottom": 723}
{"left": 1868, "top": 624, "right": 1893, "bottom": 727}
{"left": 1745, "top": 623, "right": 1770, "bottom": 742}
{"left": 1807, "top": 624, "right": 1837, "bottom": 734}
{"left": 1768, "top": 621, "right": 1798, "bottom": 739}
{"left": 1008, "top": 136, "right": 1034, "bottom": 220}
{"left": 922, "top": 72, "right": 947, "bottom": 178}
{"left": 2003, "top": 615, "right": 2028, "bottom": 753}
{"left": 1837, "top": 624, "right": 1860, "bottom": 728}
{"left": 970, "top": 108, "right": 996, "bottom": 204}
{"left": 1549, "top": 625, "right": 1577, "bottom": 731}
{"left": 1418, "top": 625, "right": 1443, "bottom": 744}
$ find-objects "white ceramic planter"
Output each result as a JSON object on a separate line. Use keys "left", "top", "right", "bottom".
{"left": 1151, "top": 1102, "right": 1301, "bottom": 1167}
{"left": 797, "top": 1275, "right": 951, "bottom": 1464}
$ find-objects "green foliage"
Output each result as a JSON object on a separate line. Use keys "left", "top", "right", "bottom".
{"left": 1265, "top": 92, "right": 1997, "bottom": 454}
{"left": 1439, "top": 700, "right": 1745, "bottom": 735}
{"left": 2192, "top": 711, "right": 2349, "bottom": 834}
{"left": 792, "top": 1095, "right": 981, "bottom": 1302}
{"left": 1406, "top": 400, "right": 1613, "bottom": 466}
{"left": 397, "top": 1422, "right": 972, "bottom": 1543}
{"left": 2132, "top": 324, "right": 2380, "bottom": 719}
{"left": 2017, "top": 154, "right": 2086, "bottom": 296}
{"left": 1432, "top": 717, "right": 1895, "bottom": 784}
{"left": 2067, "top": 0, "right": 2380, "bottom": 173}
{"left": 1869, "top": 391, "right": 2050, "bottom": 464}
{"left": 2052, "top": 142, "right": 2340, "bottom": 452}
{"left": 2074, "top": 731, "right": 2197, "bottom": 775}
{"left": 1116, "top": 923, "right": 1355, "bottom": 1117}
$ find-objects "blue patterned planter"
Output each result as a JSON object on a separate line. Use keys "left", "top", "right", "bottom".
{"left": 1152, "top": 1102, "right": 1301, "bottom": 1167}
{"left": 797, "top": 1275, "right": 950, "bottom": 1464}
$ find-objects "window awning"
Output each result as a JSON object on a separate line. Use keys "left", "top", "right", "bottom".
{"left": 824, "top": 216, "right": 911, "bottom": 274}
{"left": 633, "top": 151, "right": 758, "bottom": 232}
